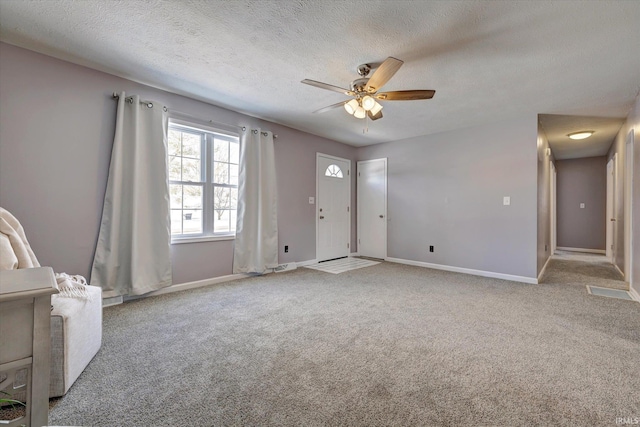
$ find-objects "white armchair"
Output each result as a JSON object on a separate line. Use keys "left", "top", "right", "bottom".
{"left": 0, "top": 207, "right": 102, "bottom": 398}
{"left": 49, "top": 286, "right": 102, "bottom": 397}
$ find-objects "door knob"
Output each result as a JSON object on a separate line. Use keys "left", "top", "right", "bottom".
{"left": 320, "top": 216, "right": 325, "bottom": 219}
{"left": 379, "top": 215, "right": 384, "bottom": 218}
{"left": 610, "top": 218, "right": 616, "bottom": 221}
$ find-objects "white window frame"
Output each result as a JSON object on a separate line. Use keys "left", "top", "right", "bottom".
{"left": 168, "top": 118, "right": 239, "bottom": 244}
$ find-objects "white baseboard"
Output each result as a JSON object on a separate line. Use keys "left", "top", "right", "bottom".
{"left": 537, "top": 256, "right": 552, "bottom": 282}
{"left": 556, "top": 246, "right": 606, "bottom": 254}
{"left": 124, "top": 273, "right": 250, "bottom": 302}
{"left": 272, "top": 262, "right": 297, "bottom": 273}
{"left": 385, "top": 257, "right": 537, "bottom": 284}
{"left": 613, "top": 263, "right": 625, "bottom": 278}
{"left": 628, "top": 286, "right": 640, "bottom": 304}
{"left": 102, "top": 295, "right": 123, "bottom": 307}
{"left": 111, "top": 258, "right": 319, "bottom": 304}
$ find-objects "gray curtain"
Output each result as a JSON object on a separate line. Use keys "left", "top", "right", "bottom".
{"left": 233, "top": 129, "right": 278, "bottom": 273}
{"left": 91, "top": 92, "right": 172, "bottom": 297}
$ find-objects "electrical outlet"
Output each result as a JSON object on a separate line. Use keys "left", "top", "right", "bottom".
{"left": 429, "top": 245, "right": 434, "bottom": 253}
{"left": 284, "top": 245, "right": 289, "bottom": 253}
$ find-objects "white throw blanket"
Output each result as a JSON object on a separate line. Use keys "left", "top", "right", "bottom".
{"left": 0, "top": 207, "right": 90, "bottom": 299}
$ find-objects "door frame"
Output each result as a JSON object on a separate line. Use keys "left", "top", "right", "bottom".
{"left": 357, "top": 158, "right": 388, "bottom": 259}
{"left": 606, "top": 154, "right": 617, "bottom": 263}
{"left": 316, "top": 153, "right": 351, "bottom": 262}
{"left": 624, "top": 131, "right": 634, "bottom": 282}
{"left": 550, "top": 160, "right": 557, "bottom": 255}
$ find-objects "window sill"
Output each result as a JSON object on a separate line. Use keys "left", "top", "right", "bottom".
{"left": 171, "top": 235, "right": 235, "bottom": 245}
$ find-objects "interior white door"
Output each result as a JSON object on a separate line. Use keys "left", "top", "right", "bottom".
{"left": 357, "top": 159, "right": 387, "bottom": 259}
{"left": 317, "top": 154, "right": 350, "bottom": 262}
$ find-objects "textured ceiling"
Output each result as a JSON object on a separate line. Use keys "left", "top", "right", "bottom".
{"left": 0, "top": 0, "right": 639, "bottom": 148}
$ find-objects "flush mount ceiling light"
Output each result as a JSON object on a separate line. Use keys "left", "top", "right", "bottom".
{"left": 568, "top": 131, "right": 594, "bottom": 140}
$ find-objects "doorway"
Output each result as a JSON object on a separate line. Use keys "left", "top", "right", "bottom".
{"left": 316, "top": 153, "right": 351, "bottom": 262}
{"left": 357, "top": 158, "right": 387, "bottom": 259}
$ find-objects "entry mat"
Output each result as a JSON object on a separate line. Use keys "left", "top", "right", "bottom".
{"left": 305, "top": 257, "right": 380, "bottom": 274}
{"left": 587, "top": 286, "right": 633, "bottom": 301}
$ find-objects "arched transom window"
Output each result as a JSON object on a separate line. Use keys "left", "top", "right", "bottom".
{"left": 325, "top": 164, "right": 344, "bottom": 178}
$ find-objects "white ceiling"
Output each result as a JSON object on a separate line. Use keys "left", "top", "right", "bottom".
{"left": 1, "top": 0, "right": 639, "bottom": 147}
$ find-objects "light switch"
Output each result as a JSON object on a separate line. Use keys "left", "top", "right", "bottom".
{"left": 309, "top": 197, "right": 315, "bottom": 205}
{"left": 503, "top": 196, "right": 511, "bottom": 206}
{"left": 580, "top": 203, "right": 585, "bottom": 209}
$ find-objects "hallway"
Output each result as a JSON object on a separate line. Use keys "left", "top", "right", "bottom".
{"left": 542, "top": 250, "right": 628, "bottom": 291}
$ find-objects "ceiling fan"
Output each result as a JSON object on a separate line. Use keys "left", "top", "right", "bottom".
{"left": 301, "top": 57, "right": 435, "bottom": 121}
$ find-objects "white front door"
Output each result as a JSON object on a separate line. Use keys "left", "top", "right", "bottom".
{"left": 357, "top": 158, "right": 387, "bottom": 259}
{"left": 317, "top": 154, "right": 351, "bottom": 262}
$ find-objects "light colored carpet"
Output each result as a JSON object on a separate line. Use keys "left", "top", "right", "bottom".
{"left": 545, "top": 250, "right": 628, "bottom": 290}
{"left": 49, "top": 261, "right": 639, "bottom": 426}
{"left": 304, "top": 257, "right": 380, "bottom": 274}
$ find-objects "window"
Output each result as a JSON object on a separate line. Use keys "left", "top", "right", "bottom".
{"left": 325, "top": 164, "right": 344, "bottom": 178}
{"left": 168, "top": 120, "right": 239, "bottom": 241}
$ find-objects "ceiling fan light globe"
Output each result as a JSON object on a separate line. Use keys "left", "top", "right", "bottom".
{"left": 369, "top": 101, "right": 383, "bottom": 116}
{"left": 344, "top": 99, "right": 359, "bottom": 115}
{"left": 362, "top": 95, "right": 375, "bottom": 111}
{"left": 354, "top": 106, "right": 366, "bottom": 119}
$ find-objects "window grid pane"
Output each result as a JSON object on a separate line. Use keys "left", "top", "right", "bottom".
{"left": 169, "top": 122, "right": 239, "bottom": 239}
{"left": 182, "top": 209, "right": 203, "bottom": 234}
{"left": 229, "top": 141, "right": 239, "bottom": 165}
{"left": 170, "top": 209, "right": 183, "bottom": 235}
{"left": 325, "top": 164, "right": 343, "bottom": 178}
{"left": 213, "top": 162, "right": 229, "bottom": 184}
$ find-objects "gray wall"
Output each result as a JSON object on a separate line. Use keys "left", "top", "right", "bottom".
{"left": 0, "top": 42, "right": 357, "bottom": 285}
{"left": 555, "top": 156, "right": 607, "bottom": 250}
{"left": 536, "top": 127, "right": 553, "bottom": 275}
{"left": 608, "top": 92, "right": 640, "bottom": 297}
{"left": 357, "top": 116, "right": 539, "bottom": 280}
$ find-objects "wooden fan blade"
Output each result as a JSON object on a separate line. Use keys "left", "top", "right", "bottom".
{"left": 365, "top": 57, "right": 404, "bottom": 92}
{"left": 368, "top": 110, "right": 383, "bottom": 121}
{"left": 313, "top": 100, "right": 349, "bottom": 114}
{"left": 375, "top": 90, "right": 435, "bottom": 101}
{"left": 302, "top": 79, "right": 355, "bottom": 96}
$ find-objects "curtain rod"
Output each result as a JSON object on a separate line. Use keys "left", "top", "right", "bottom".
{"left": 243, "top": 127, "right": 278, "bottom": 139}
{"left": 112, "top": 92, "right": 164, "bottom": 110}
{"left": 112, "top": 93, "right": 277, "bottom": 138}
